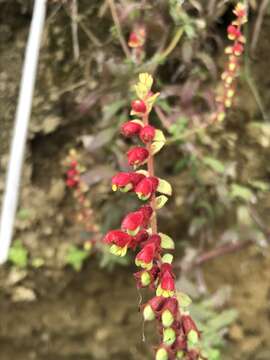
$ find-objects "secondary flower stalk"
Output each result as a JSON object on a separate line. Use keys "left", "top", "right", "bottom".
{"left": 214, "top": 2, "right": 247, "bottom": 122}
{"left": 104, "top": 73, "right": 205, "bottom": 360}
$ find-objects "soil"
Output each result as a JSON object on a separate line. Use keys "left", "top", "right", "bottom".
{"left": 0, "top": 2, "right": 270, "bottom": 360}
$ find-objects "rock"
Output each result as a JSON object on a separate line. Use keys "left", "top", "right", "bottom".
{"left": 11, "top": 286, "right": 36, "bottom": 302}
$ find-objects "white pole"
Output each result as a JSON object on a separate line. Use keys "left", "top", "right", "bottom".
{"left": 0, "top": 0, "right": 47, "bottom": 264}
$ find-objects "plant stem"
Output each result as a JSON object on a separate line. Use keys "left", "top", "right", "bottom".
{"left": 143, "top": 113, "right": 157, "bottom": 234}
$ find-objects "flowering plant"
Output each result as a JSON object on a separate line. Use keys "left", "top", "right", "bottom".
{"left": 104, "top": 73, "right": 205, "bottom": 360}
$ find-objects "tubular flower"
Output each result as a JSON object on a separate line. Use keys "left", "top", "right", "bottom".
{"left": 121, "top": 210, "right": 145, "bottom": 235}
{"left": 111, "top": 172, "right": 145, "bottom": 192}
{"left": 135, "top": 242, "right": 156, "bottom": 270}
{"left": 127, "top": 146, "right": 149, "bottom": 167}
{"left": 131, "top": 99, "right": 147, "bottom": 114}
{"left": 103, "top": 230, "right": 133, "bottom": 257}
{"left": 135, "top": 176, "right": 159, "bottom": 200}
{"left": 65, "top": 149, "right": 99, "bottom": 247}
{"left": 140, "top": 124, "right": 156, "bottom": 143}
{"left": 104, "top": 73, "right": 205, "bottom": 359}
{"left": 121, "top": 121, "right": 142, "bottom": 137}
{"left": 128, "top": 25, "right": 146, "bottom": 48}
{"left": 214, "top": 2, "right": 247, "bottom": 123}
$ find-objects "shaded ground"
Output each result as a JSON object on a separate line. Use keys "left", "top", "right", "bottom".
{"left": 0, "top": 247, "right": 270, "bottom": 360}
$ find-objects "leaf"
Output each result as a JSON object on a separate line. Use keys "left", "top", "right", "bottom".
{"left": 176, "top": 291, "right": 192, "bottom": 308}
{"left": 206, "top": 309, "right": 238, "bottom": 332}
{"left": 131, "top": 119, "right": 144, "bottom": 127}
{"left": 134, "top": 73, "right": 153, "bottom": 99}
{"left": 159, "top": 233, "right": 175, "bottom": 250}
{"left": 139, "top": 73, "right": 153, "bottom": 89}
{"left": 150, "top": 141, "right": 165, "bottom": 155}
{"left": 162, "top": 253, "right": 174, "bottom": 264}
{"left": 8, "top": 241, "right": 28, "bottom": 268}
{"left": 230, "top": 184, "right": 254, "bottom": 202}
{"left": 146, "top": 92, "right": 160, "bottom": 111}
{"left": 81, "top": 165, "right": 115, "bottom": 186}
{"left": 66, "top": 245, "right": 89, "bottom": 271}
{"left": 155, "top": 195, "right": 168, "bottom": 209}
{"left": 82, "top": 128, "right": 116, "bottom": 152}
{"left": 103, "top": 99, "right": 126, "bottom": 122}
{"left": 249, "top": 180, "right": 270, "bottom": 192}
{"left": 154, "top": 129, "right": 166, "bottom": 142}
{"left": 203, "top": 157, "right": 225, "bottom": 174}
{"left": 157, "top": 178, "right": 173, "bottom": 196}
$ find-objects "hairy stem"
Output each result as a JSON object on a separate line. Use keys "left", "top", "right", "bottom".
{"left": 143, "top": 113, "right": 157, "bottom": 234}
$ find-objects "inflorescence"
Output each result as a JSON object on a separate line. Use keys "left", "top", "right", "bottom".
{"left": 103, "top": 73, "right": 205, "bottom": 360}
{"left": 214, "top": 2, "right": 248, "bottom": 122}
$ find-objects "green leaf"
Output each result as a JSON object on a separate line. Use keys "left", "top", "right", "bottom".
{"left": 154, "top": 129, "right": 166, "bottom": 142}
{"left": 150, "top": 141, "right": 165, "bottom": 155}
{"left": 159, "top": 233, "right": 175, "bottom": 250}
{"left": 155, "top": 195, "right": 168, "bottom": 209}
{"left": 66, "top": 245, "right": 89, "bottom": 271}
{"left": 157, "top": 178, "right": 172, "bottom": 196}
{"left": 176, "top": 291, "right": 192, "bottom": 308}
{"left": 249, "top": 180, "right": 270, "bottom": 192}
{"left": 162, "top": 253, "right": 174, "bottom": 264}
{"left": 203, "top": 157, "right": 225, "bottom": 174}
{"left": 230, "top": 184, "right": 254, "bottom": 202}
{"left": 8, "top": 240, "right": 28, "bottom": 268}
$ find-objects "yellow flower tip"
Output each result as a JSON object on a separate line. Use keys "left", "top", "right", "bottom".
{"left": 112, "top": 184, "right": 118, "bottom": 192}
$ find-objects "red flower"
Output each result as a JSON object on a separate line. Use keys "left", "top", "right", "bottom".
{"left": 140, "top": 125, "right": 156, "bottom": 143}
{"left": 135, "top": 243, "right": 156, "bottom": 269}
{"left": 127, "top": 146, "right": 149, "bottom": 167}
{"left": 141, "top": 234, "right": 161, "bottom": 249}
{"left": 227, "top": 25, "right": 241, "bottom": 40}
{"left": 121, "top": 211, "right": 144, "bottom": 235}
{"left": 66, "top": 178, "right": 78, "bottom": 188}
{"left": 233, "top": 42, "right": 244, "bottom": 56}
{"left": 103, "top": 230, "right": 132, "bottom": 247}
{"left": 135, "top": 176, "right": 159, "bottom": 200}
{"left": 139, "top": 204, "right": 153, "bottom": 226}
{"left": 104, "top": 230, "right": 133, "bottom": 257}
{"left": 111, "top": 172, "right": 145, "bottom": 192}
{"left": 121, "top": 121, "right": 142, "bottom": 137}
{"left": 131, "top": 99, "right": 147, "bottom": 114}
{"left": 134, "top": 229, "right": 149, "bottom": 245}
{"left": 147, "top": 296, "right": 166, "bottom": 312}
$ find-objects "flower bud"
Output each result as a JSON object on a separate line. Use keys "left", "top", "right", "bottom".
{"left": 121, "top": 121, "right": 142, "bottom": 137}
{"left": 141, "top": 271, "right": 151, "bottom": 286}
{"left": 163, "top": 327, "right": 176, "bottom": 346}
{"left": 155, "top": 348, "right": 168, "bottom": 360}
{"left": 135, "top": 177, "right": 159, "bottom": 200}
{"left": 161, "top": 309, "right": 174, "bottom": 328}
{"left": 143, "top": 304, "right": 156, "bottom": 321}
{"left": 131, "top": 99, "right": 147, "bottom": 114}
{"left": 227, "top": 25, "right": 241, "bottom": 40}
{"left": 176, "top": 351, "right": 184, "bottom": 359}
{"left": 127, "top": 146, "right": 149, "bottom": 167}
{"left": 140, "top": 125, "right": 156, "bottom": 143}
{"left": 111, "top": 172, "right": 145, "bottom": 193}
{"left": 182, "top": 315, "right": 200, "bottom": 342}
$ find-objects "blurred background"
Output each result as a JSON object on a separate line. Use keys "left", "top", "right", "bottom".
{"left": 0, "top": 1, "right": 269, "bottom": 359}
